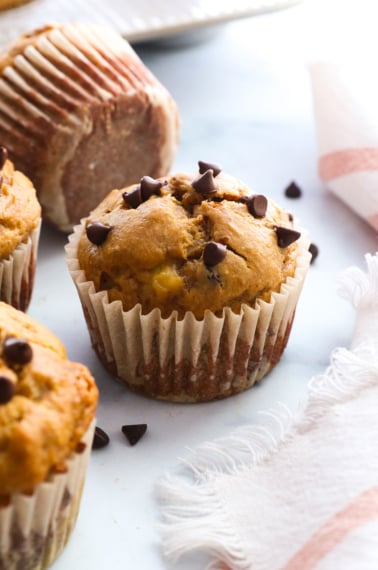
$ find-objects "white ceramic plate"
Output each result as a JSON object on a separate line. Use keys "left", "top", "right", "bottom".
{"left": 0, "top": 0, "right": 302, "bottom": 49}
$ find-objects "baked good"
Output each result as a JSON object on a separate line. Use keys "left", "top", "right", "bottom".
{"left": 66, "top": 162, "right": 311, "bottom": 402}
{"left": 0, "top": 301, "right": 98, "bottom": 569}
{"left": 0, "top": 23, "right": 179, "bottom": 232}
{"left": 0, "top": 146, "right": 41, "bottom": 310}
{"left": 0, "top": 0, "right": 32, "bottom": 10}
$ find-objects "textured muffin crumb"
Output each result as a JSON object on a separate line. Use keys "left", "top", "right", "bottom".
{"left": 0, "top": 302, "right": 98, "bottom": 495}
{"left": 0, "top": 158, "right": 41, "bottom": 261}
{"left": 77, "top": 166, "right": 301, "bottom": 319}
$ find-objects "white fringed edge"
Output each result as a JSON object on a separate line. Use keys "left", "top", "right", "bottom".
{"left": 157, "top": 252, "right": 378, "bottom": 570}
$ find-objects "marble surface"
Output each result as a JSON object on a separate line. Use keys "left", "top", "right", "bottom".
{"left": 25, "top": 1, "right": 377, "bottom": 569}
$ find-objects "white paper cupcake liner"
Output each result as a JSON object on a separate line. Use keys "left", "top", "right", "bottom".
{"left": 66, "top": 224, "right": 311, "bottom": 402}
{"left": 0, "top": 221, "right": 40, "bottom": 311}
{"left": 0, "top": 419, "right": 95, "bottom": 570}
{"left": 0, "top": 24, "right": 178, "bottom": 232}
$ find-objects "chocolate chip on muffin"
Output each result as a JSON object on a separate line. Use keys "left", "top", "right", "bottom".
{"left": 191, "top": 170, "right": 217, "bottom": 195}
{"left": 86, "top": 223, "right": 112, "bottom": 246}
{"left": 198, "top": 160, "right": 222, "bottom": 177}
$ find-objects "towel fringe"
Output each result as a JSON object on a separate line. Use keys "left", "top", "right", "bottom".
{"left": 157, "top": 253, "right": 378, "bottom": 570}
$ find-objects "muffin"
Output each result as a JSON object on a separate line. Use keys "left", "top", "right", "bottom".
{"left": 66, "top": 162, "right": 311, "bottom": 402}
{"left": 0, "top": 301, "right": 98, "bottom": 569}
{"left": 0, "top": 146, "right": 41, "bottom": 311}
{"left": 0, "top": 23, "right": 179, "bottom": 232}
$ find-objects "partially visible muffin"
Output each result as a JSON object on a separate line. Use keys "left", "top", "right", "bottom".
{"left": 0, "top": 301, "right": 98, "bottom": 569}
{"left": 67, "top": 162, "right": 311, "bottom": 402}
{"left": 0, "top": 146, "right": 41, "bottom": 310}
{"left": 0, "top": 23, "right": 179, "bottom": 232}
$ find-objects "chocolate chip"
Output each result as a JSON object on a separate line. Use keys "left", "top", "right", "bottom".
{"left": 3, "top": 337, "right": 33, "bottom": 366}
{"left": 0, "top": 146, "right": 8, "bottom": 170}
{"left": 140, "top": 176, "right": 163, "bottom": 201}
{"left": 284, "top": 181, "right": 302, "bottom": 198}
{"left": 86, "top": 222, "right": 112, "bottom": 246}
{"left": 122, "top": 423, "right": 147, "bottom": 446}
{"left": 0, "top": 174, "right": 3, "bottom": 187}
{"left": 191, "top": 170, "right": 217, "bottom": 195}
{"left": 274, "top": 226, "right": 301, "bottom": 248}
{"left": 309, "top": 242, "right": 319, "bottom": 264}
{"left": 198, "top": 160, "right": 222, "bottom": 177}
{"left": 75, "top": 441, "right": 87, "bottom": 454}
{"left": 242, "top": 194, "right": 268, "bottom": 218}
{"left": 122, "top": 186, "right": 142, "bottom": 209}
{"left": 203, "top": 241, "right": 227, "bottom": 267}
{"left": 0, "top": 376, "right": 15, "bottom": 404}
{"left": 92, "top": 426, "right": 110, "bottom": 449}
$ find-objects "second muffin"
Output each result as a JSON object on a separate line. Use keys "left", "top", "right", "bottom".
{"left": 0, "top": 147, "right": 41, "bottom": 311}
{"left": 0, "top": 301, "right": 98, "bottom": 569}
{"left": 66, "top": 163, "right": 311, "bottom": 402}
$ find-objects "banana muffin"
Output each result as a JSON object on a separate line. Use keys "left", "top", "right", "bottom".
{"left": 67, "top": 162, "right": 311, "bottom": 402}
{"left": 0, "top": 146, "right": 41, "bottom": 310}
{"left": 0, "top": 302, "right": 98, "bottom": 569}
{"left": 0, "top": 23, "right": 179, "bottom": 232}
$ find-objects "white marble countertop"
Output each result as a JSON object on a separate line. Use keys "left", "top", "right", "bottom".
{"left": 24, "top": 1, "right": 377, "bottom": 568}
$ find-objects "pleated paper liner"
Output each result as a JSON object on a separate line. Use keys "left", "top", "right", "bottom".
{"left": 0, "top": 419, "right": 95, "bottom": 570}
{"left": 66, "top": 222, "right": 311, "bottom": 402}
{"left": 0, "top": 220, "right": 40, "bottom": 311}
{"left": 0, "top": 24, "right": 161, "bottom": 230}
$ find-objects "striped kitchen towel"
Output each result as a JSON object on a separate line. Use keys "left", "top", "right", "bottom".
{"left": 311, "top": 61, "right": 378, "bottom": 231}
{"left": 158, "top": 253, "right": 378, "bottom": 570}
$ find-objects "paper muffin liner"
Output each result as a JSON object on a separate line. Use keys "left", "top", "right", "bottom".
{"left": 0, "top": 221, "right": 41, "bottom": 312}
{"left": 66, "top": 224, "right": 311, "bottom": 402}
{"left": 0, "top": 419, "right": 95, "bottom": 570}
{"left": 0, "top": 24, "right": 177, "bottom": 232}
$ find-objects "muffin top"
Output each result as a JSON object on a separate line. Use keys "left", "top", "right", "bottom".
{"left": 0, "top": 149, "right": 41, "bottom": 260}
{"left": 0, "top": 302, "right": 98, "bottom": 496}
{"left": 77, "top": 163, "right": 304, "bottom": 319}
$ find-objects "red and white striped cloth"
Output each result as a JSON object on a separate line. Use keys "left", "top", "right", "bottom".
{"left": 158, "top": 254, "right": 378, "bottom": 570}
{"left": 311, "top": 61, "right": 378, "bottom": 230}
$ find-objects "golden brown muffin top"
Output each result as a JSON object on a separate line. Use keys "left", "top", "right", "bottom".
{"left": 77, "top": 163, "right": 304, "bottom": 319}
{"left": 0, "top": 302, "right": 98, "bottom": 496}
{"left": 0, "top": 151, "right": 41, "bottom": 260}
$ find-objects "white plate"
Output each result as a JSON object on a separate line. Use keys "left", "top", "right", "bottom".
{"left": 0, "top": 0, "right": 302, "bottom": 48}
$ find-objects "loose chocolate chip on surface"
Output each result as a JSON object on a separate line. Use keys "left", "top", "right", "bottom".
{"left": 309, "top": 242, "right": 319, "bottom": 264}
{"left": 203, "top": 241, "right": 227, "bottom": 267}
{"left": 284, "top": 181, "right": 302, "bottom": 198}
{"left": 122, "top": 423, "right": 147, "bottom": 446}
{"left": 0, "top": 376, "right": 15, "bottom": 404}
{"left": 92, "top": 426, "right": 110, "bottom": 449}
{"left": 122, "top": 186, "right": 142, "bottom": 209}
{"left": 0, "top": 146, "right": 7, "bottom": 170}
{"left": 140, "top": 176, "right": 163, "bottom": 200}
{"left": 274, "top": 226, "right": 301, "bottom": 248}
{"left": 191, "top": 170, "right": 217, "bottom": 195}
{"left": 242, "top": 194, "right": 268, "bottom": 218}
{"left": 3, "top": 337, "right": 33, "bottom": 366}
{"left": 86, "top": 222, "right": 112, "bottom": 246}
{"left": 198, "top": 160, "right": 222, "bottom": 177}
